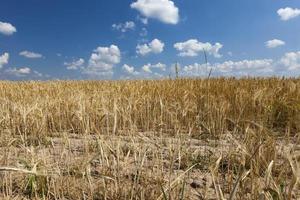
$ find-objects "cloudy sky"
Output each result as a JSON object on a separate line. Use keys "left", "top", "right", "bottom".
{"left": 0, "top": 0, "right": 300, "bottom": 80}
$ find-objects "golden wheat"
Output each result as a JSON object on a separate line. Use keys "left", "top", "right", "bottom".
{"left": 0, "top": 78, "right": 299, "bottom": 199}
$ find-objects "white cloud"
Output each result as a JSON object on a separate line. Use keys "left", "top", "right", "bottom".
{"left": 277, "top": 7, "right": 300, "bottom": 21}
{"left": 183, "top": 59, "right": 274, "bottom": 77}
{"left": 181, "top": 51, "right": 300, "bottom": 77}
{"left": 122, "top": 64, "right": 140, "bottom": 76}
{"left": 142, "top": 64, "right": 152, "bottom": 73}
{"left": 64, "top": 58, "right": 85, "bottom": 70}
{"left": 265, "top": 39, "right": 285, "bottom": 48}
{"left": 122, "top": 64, "right": 135, "bottom": 74}
{"left": 279, "top": 51, "right": 300, "bottom": 71}
{"left": 121, "top": 63, "right": 166, "bottom": 79}
{"left": 142, "top": 62, "right": 166, "bottom": 73}
{"left": 0, "top": 22, "right": 16, "bottom": 35}
{"left": 137, "top": 16, "right": 149, "bottom": 25}
{"left": 120, "top": 51, "right": 300, "bottom": 78}
{"left": 136, "top": 39, "right": 164, "bottom": 56}
{"left": 131, "top": 0, "right": 179, "bottom": 24}
{"left": 217, "top": 59, "right": 274, "bottom": 74}
{"left": 140, "top": 27, "right": 148, "bottom": 37}
{"left": 112, "top": 21, "right": 135, "bottom": 32}
{"left": 34, "top": 71, "right": 44, "bottom": 78}
{"left": 0, "top": 52, "right": 9, "bottom": 68}
{"left": 6, "top": 67, "right": 31, "bottom": 77}
{"left": 151, "top": 62, "right": 166, "bottom": 71}
{"left": 19, "top": 51, "right": 43, "bottom": 59}
{"left": 174, "top": 39, "right": 223, "bottom": 58}
{"left": 182, "top": 63, "right": 209, "bottom": 76}
{"left": 4, "top": 67, "right": 43, "bottom": 78}
{"left": 83, "top": 45, "right": 121, "bottom": 77}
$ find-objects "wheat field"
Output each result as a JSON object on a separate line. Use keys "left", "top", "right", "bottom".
{"left": 0, "top": 78, "right": 299, "bottom": 199}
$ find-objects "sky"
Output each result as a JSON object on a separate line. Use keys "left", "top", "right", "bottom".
{"left": 0, "top": 0, "right": 300, "bottom": 80}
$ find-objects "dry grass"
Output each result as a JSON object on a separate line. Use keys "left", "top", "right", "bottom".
{"left": 0, "top": 78, "right": 299, "bottom": 199}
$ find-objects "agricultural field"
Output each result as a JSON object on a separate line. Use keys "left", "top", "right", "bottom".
{"left": 0, "top": 78, "right": 299, "bottom": 199}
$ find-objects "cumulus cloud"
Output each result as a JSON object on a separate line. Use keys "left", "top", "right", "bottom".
{"left": 64, "top": 58, "right": 85, "bottom": 70}
{"left": 121, "top": 66, "right": 164, "bottom": 80}
{"left": 0, "top": 52, "right": 44, "bottom": 79}
{"left": 183, "top": 59, "right": 274, "bottom": 77}
{"left": 5, "top": 67, "right": 31, "bottom": 77}
{"left": 0, "top": 52, "right": 9, "bottom": 68}
{"left": 174, "top": 39, "right": 223, "bottom": 58}
{"left": 122, "top": 64, "right": 140, "bottom": 76}
{"left": 136, "top": 39, "right": 164, "bottom": 56}
{"left": 4, "top": 67, "right": 43, "bottom": 79}
{"left": 217, "top": 59, "right": 274, "bottom": 74}
{"left": 279, "top": 51, "right": 300, "bottom": 71}
{"left": 137, "top": 15, "right": 149, "bottom": 25}
{"left": 277, "top": 7, "right": 300, "bottom": 21}
{"left": 19, "top": 51, "right": 43, "bottom": 59}
{"left": 121, "top": 62, "right": 166, "bottom": 79}
{"left": 0, "top": 21, "right": 16, "bottom": 35}
{"left": 131, "top": 0, "right": 179, "bottom": 24}
{"left": 122, "top": 64, "right": 135, "bottom": 74}
{"left": 142, "top": 64, "right": 152, "bottom": 73}
{"left": 265, "top": 39, "right": 285, "bottom": 48}
{"left": 112, "top": 21, "right": 135, "bottom": 32}
{"left": 142, "top": 63, "right": 166, "bottom": 73}
{"left": 150, "top": 62, "right": 166, "bottom": 71}
{"left": 181, "top": 51, "right": 300, "bottom": 77}
{"left": 119, "top": 51, "right": 300, "bottom": 78}
{"left": 140, "top": 27, "right": 148, "bottom": 37}
{"left": 83, "top": 45, "right": 121, "bottom": 77}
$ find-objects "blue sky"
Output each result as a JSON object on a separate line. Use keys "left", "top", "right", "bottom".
{"left": 0, "top": 0, "right": 300, "bottom": 80}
